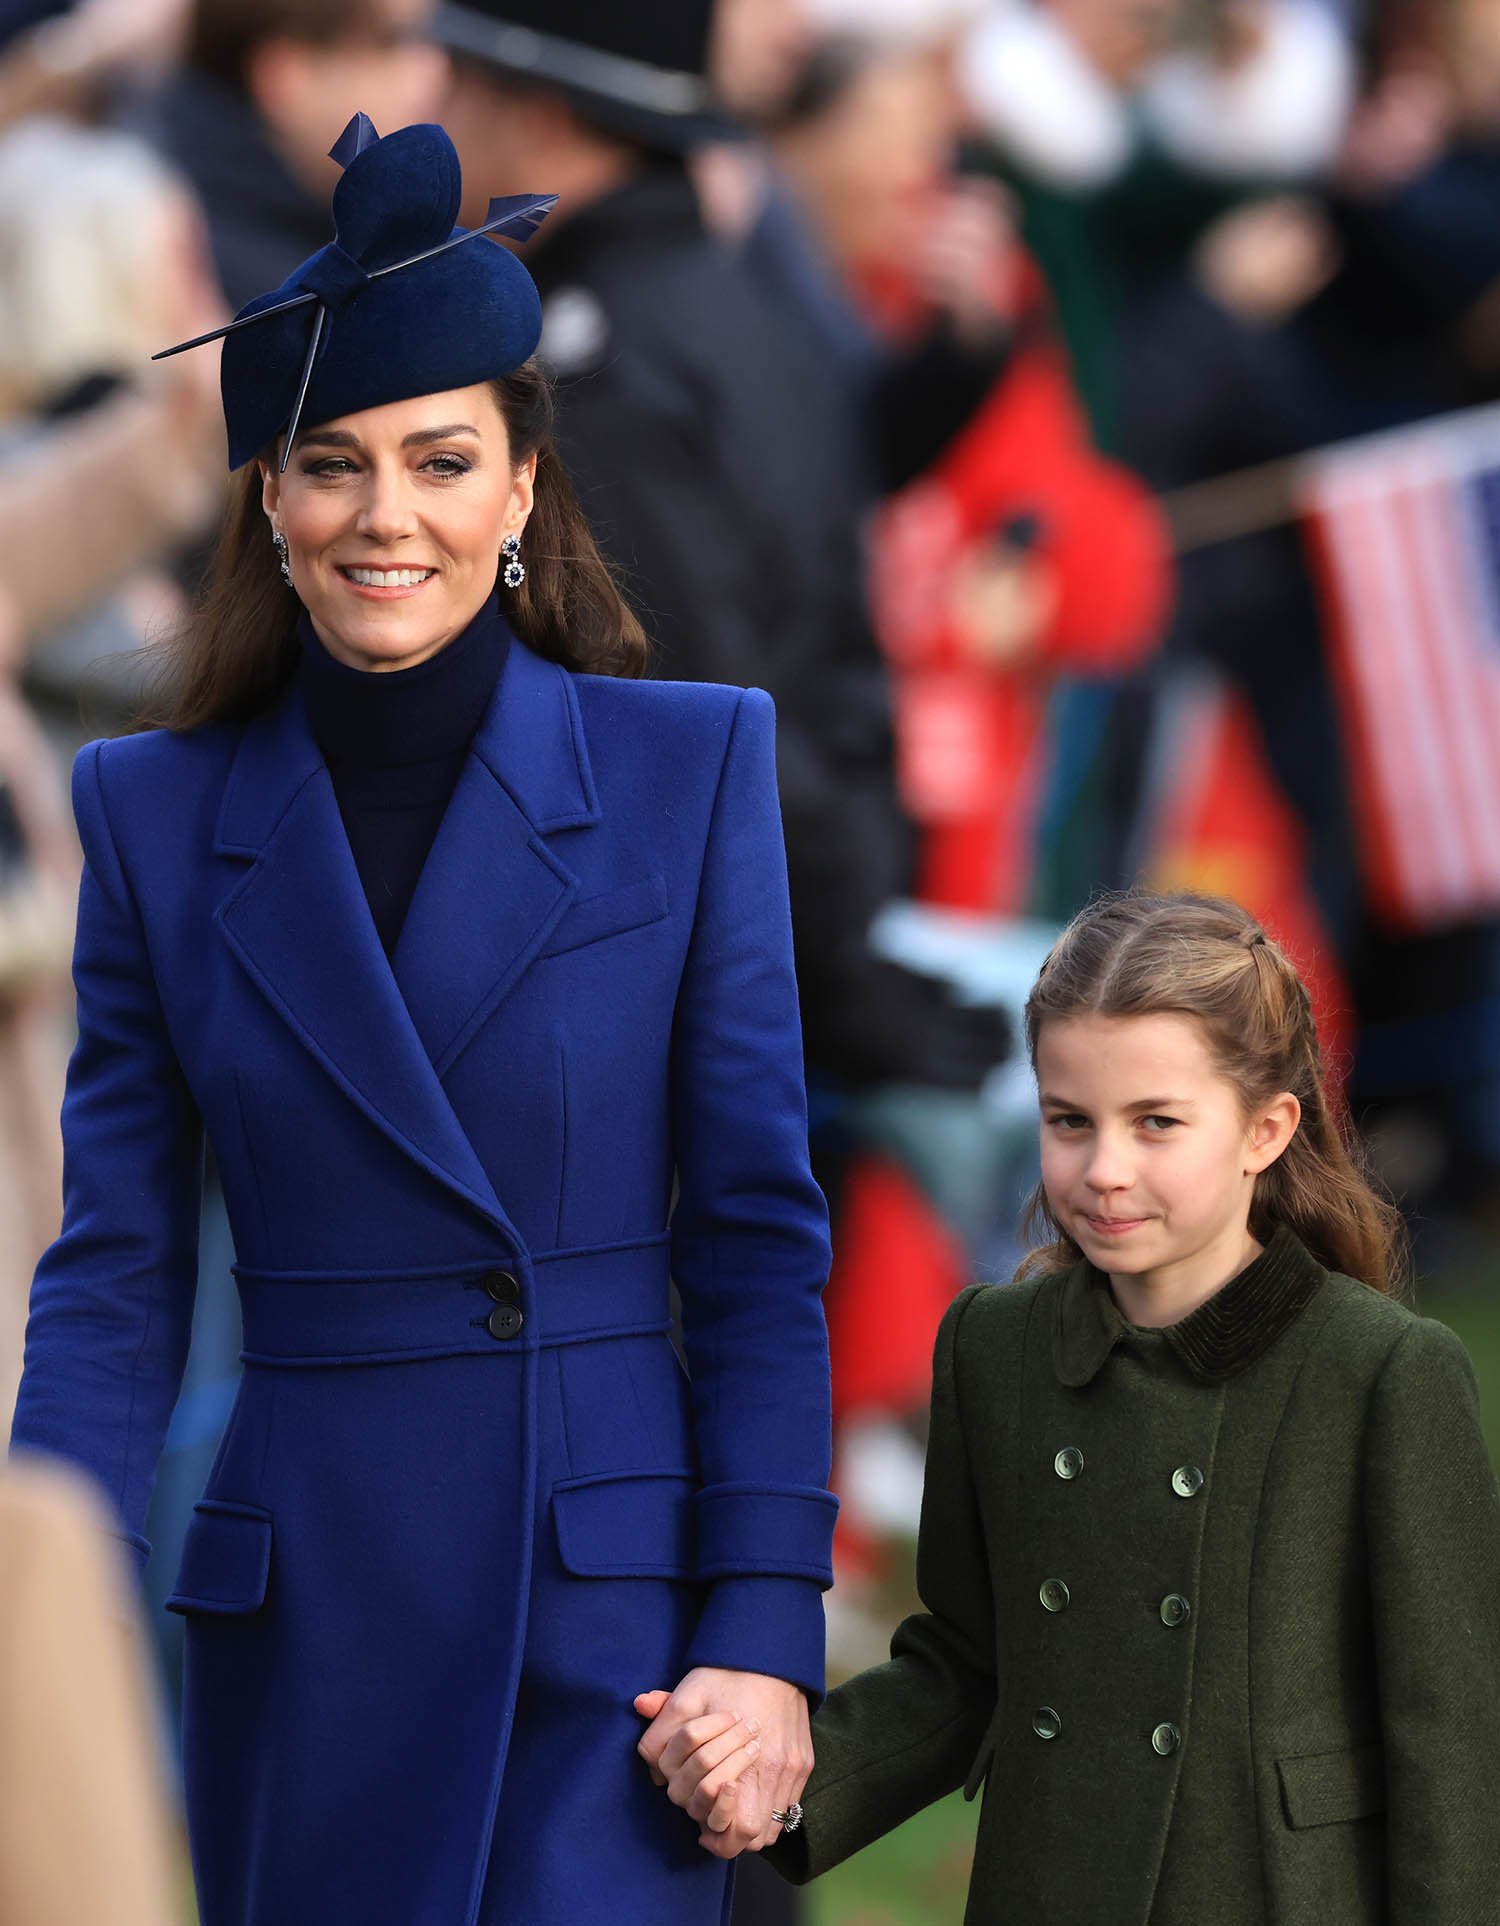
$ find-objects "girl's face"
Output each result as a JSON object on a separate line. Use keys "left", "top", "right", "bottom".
{"left": 1035, "top": 1012, "right": 1299, "bottom": 1309}
{"left": 260, "top": 383, "right": 534, "bottom": 674}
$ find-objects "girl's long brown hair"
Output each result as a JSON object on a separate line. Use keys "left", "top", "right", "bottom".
{"left": 1019, "top": 891, "right": 1407, "bottom": 1296}
{"left": 137, "top": 361, "right": 648, "bottom": 731}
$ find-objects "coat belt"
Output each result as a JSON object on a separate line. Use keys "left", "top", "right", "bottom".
{"left": 232, "top": 1237, "right": 673, "bottom": 1367}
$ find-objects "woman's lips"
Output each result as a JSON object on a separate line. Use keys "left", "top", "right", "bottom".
{"left": 336, "top": 565, "right": 436, "bottom": 600}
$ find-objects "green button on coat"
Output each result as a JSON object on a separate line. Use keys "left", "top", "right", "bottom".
{"left": 1152, "top": 1722, "right": 1182, "bottom": 1756}
{"left": 1033, "top": 1708, "right": 1061, "bottom": 1741}
{"left": 1054, "top": 1446, "right": 1084, "bottom": 1480}
{"left": 1039, "top": 1578, "right": 1070, "bottom": 1612}
{"left": 1160, "top": 1593, "right": 1191, "bottom": 1627}
{"left": 1172, "top": 1464, "right": 1204, "bottom": 1498}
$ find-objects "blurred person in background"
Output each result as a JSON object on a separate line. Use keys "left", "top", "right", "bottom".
{"left": 955, "top": 0, "right": 1356, "bottom": 919}
{"left": 0, "top": 1457, "right": 180, "bottom": 1925}
{"left": 0, "top": 0, "right": 187, "bottom": 134}
{"left": 1290, "top": 0, "right": 1500, "bottom": 1226}
{"left": 137, "top": 0, "right": 448, "bottom": 308}
{"left": 957, "top": 0, "right": 1353, "bottom": 439}
{"left": 0, "top": 109, "right": 225, "bottom": 1429}
{"left": 438, "top": 0, "right": 1010, "bottom": 1098}
{"left": 763, "top": 17, "right": 1169, "bottom": 1578}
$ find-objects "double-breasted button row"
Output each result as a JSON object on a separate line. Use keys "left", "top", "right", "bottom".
{"left": 1030, "top": 1708, "right": 1183, "bottom": 1756}
{"left": 480, "top": 1269, "right": 523, "bottom": 1342}
{"left": 1051, "top": 1447, "right": 1204, "bottom": 1500}
{"left": 1034, "top": 1579, "right": 1191, "bottom": 1627}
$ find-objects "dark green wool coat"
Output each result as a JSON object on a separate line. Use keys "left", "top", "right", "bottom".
{"left": 770, "top": 1226, "right": 1500, "bottom": 1922}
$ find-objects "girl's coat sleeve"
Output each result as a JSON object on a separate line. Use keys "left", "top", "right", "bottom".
{"left": 1364, "top": 1315, "right": 1500, "bottom": 1919}
{"left": 9, "top": 741, "right": 203, "bottom": 1571}
{"left": 667, "top": 688, "right": 838, "bottom": 1700}
{"left": 771, "top": 1284, "right": 998, "bottom": 1879}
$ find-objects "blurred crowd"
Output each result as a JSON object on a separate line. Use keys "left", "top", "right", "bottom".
{"left": 2, "top": 0, "right": 1500, "bottom": 1911}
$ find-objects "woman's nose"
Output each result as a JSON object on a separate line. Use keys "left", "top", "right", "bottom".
{"left": 355, "top": 472, "right": 419, "bottom": 544}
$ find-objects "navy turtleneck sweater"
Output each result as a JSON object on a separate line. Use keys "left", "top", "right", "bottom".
{"left": 298, "top": 597, "right": 511, "bottom": 956}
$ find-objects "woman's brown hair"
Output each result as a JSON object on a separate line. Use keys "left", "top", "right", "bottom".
{"left": 137, "top": 361, "right": 649, "bottom": 732}
{"left": 1018, "top": 890, "right": 1407, "bottom": 1296}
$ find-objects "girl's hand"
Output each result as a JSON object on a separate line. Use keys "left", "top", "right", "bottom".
{"left": 634, "top": 1667, "right": 813, "bottom": 1857}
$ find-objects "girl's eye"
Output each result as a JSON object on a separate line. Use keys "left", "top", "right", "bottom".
{"left": 1046, "top": 1113, "right": 1089, "bottom": 1132}
{"left": 1141, "top": 1116, "right": 1181, "bottom": 1133}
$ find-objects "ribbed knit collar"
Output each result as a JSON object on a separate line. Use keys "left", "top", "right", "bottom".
{"left": 1052, "top": 1222, "right": 1325, "bottom": 1388}
{"left": 298, "top": 596, "right": 511, "bottom": 770}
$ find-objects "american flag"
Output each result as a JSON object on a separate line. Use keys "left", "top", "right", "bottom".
{"left": 1301, "top": 403, "right": 1500, "bottom": 930}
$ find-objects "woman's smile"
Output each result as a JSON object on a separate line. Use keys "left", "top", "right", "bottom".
{"left": 336, "top": 564, "right": 438, "bottom": 596}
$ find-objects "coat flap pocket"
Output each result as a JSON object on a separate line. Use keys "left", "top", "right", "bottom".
{"left": 1277, "top": 1744, "right": 1386, "bottom": 1829}
{"left": 553, "top": 1470, "right": 696, "bottom": 1579}
{"left": 165, "top": 1501, "right": 273, "bottom": 1616}
{"left": 540, "top": 875, "right": 668, "bottom": 959}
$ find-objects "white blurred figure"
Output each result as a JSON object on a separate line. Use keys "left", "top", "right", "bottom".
{"left": 960, "top": 0, "right": 1354, "bottom": 190}
{"left": 1145, "top": 0, "right": 1354, "bottom": 180}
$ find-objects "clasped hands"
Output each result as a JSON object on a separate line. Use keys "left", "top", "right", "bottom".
{"left": 634, "top": 1667, "right": 811, "bottom": 1858}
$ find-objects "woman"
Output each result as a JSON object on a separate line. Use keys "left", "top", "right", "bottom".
{"left": 9, "top": 118, "right": 834, "bottom": 1926}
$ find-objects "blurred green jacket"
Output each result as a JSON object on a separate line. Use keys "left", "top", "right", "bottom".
{"left": 770, "top": 1225, "right": 1500, "bottom": 1922}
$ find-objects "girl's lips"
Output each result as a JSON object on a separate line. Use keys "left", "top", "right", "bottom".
{"left": 1083, "top": 1214, "right": 1151, "bottom": 1236}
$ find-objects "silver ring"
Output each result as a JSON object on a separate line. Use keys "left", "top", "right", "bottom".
{"left": 770, "top": 1802, "right": 803, "bottom": 1832}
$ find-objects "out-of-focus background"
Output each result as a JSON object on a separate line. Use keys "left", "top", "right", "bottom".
{"left": 3, "top": 0, "right": 1500, "bottom": 1918}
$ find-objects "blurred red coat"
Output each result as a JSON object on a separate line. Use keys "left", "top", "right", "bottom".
{"left": 865, "top": 260, "right": 1171, "bottom": 913}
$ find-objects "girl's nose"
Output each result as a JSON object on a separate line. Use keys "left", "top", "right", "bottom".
{"left": 1084, "top": 1136, "right": 1133, "bottom": 1193}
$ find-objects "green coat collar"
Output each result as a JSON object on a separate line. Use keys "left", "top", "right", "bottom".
{"left": 1052, "top": 1222, "right": 1325, "bottom": 1388}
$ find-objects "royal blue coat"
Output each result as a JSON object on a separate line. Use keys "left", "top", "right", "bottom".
{"left": 10, "top": 638, "right": 837, "bottom": 1926}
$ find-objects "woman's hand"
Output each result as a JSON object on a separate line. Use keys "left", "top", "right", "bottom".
{"left": 634, "top": 1668, "right": 812, "bottom": 1858}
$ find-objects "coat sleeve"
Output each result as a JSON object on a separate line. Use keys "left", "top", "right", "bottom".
{"left": 769, "top": 1284, "right": 998, "bottom": 1882}
{"left": 1364, "top": 1315, "right": 1500, "bottom": 1919}
{"left": 8, "top": 740, "right": 203, "bottom": 1576}
{"left": 668, "top": 687, "right": 838, "bottom": 1701}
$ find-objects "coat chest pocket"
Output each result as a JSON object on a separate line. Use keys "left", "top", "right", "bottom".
{"left": 539, "top": 875, "right": 669, "bottom": 960}
{"left": 552, "top": 1469, "right": 697, "bottom": 1580}
{"left": 165, "top": 1501, "right": 273, "bottom": 1616}
{"left": 1277, "top": 1743, "right": 1386, "bottom": 1829}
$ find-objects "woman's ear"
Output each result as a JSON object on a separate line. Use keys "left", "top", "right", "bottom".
{"left": 1245, "top": 1092, "right": 1301, "bottom": 1175}
{"left": 506, "top": 451, "right": 538, "bottom": 537}
{"left": 259, "top": 459, "right": 280, "bottom": 529}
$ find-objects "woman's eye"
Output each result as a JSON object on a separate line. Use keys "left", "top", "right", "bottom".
{"left": 424, "top": 454, "right": 472, "bottom": 477}
{"left": 303, "top": 457, "right": 357, "bottom": 477}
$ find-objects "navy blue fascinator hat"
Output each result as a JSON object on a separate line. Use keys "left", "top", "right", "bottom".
{"left": 156, "top": 115, "right": 556, "bottom": 472}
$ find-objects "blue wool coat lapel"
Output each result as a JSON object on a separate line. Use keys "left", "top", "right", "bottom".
{"left": 391, "top": 640, "right": 595, "bottom": 1079}
{"left": 212, "top": 675, "right": 516, "bottom": 1233}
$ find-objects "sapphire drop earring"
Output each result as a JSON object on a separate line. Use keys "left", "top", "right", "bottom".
{"left": 502, "top": 533, "right": 525, "bottom": 589}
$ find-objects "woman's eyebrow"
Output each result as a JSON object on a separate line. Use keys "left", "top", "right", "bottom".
{"left": 401, "top": 424, "right": 480, "bottom": 447}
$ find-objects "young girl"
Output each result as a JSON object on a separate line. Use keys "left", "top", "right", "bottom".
{"left": 644, "top": 891, "right": 1500, "bottom": 1920}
